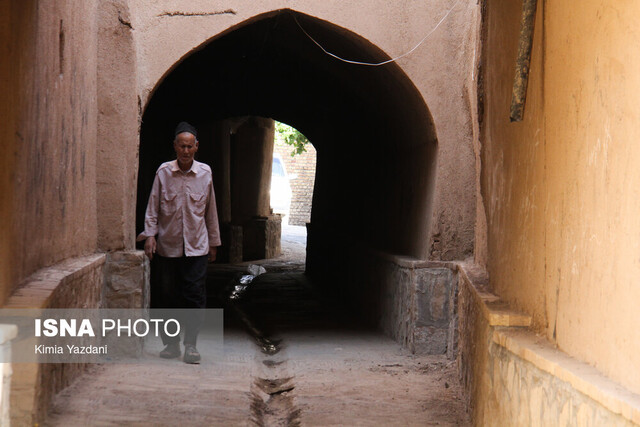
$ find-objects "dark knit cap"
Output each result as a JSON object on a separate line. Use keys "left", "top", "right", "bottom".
{"left": 174, "top": 121, "right": 198, "bottom": 139}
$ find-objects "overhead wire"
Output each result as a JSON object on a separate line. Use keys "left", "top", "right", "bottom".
{"left": 291, "top": 0, "right": 463, "bottom": 67}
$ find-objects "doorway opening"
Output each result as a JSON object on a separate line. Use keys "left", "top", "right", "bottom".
{"left": 136, "top": 9, "right": 438, "bottom": 322}
{"left": 272, "top": 121, "right": 316, "bottom": 264}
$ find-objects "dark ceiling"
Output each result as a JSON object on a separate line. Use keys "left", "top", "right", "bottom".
{"left": 139, "top": 10, "right": 438, "bottom": 259}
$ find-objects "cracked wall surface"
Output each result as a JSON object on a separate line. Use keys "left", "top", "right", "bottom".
{"left": 0, "top": 0, "right": 99, "bottom": 302}
{"left": 481, "top": 0, "right": 640, "bottom": 398}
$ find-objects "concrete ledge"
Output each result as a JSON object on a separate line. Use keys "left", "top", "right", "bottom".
{"left": 493, "top": 328, "right": 640, "bottom": 425}
{"left": 458, "top": 263, "right": 640, "bottom": 426}
{"left": 458, "top": 265, "right": 532, "bottom": 328}
{"left": 375, "top": 251, "right": 458, "bottom": 271}
{"left": 4, "top": 253, "right": 106, "bottom": 425}
{"left": 4, "top": 254, "right": 106, "bottom": 308}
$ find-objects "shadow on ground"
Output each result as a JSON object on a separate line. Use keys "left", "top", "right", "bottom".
{"left": 45, "top": 229, "right": 469, "bottom": 426}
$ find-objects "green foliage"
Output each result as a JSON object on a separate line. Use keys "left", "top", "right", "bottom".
{"left": 275, "top": 121, "right": 310, "bottom": 157}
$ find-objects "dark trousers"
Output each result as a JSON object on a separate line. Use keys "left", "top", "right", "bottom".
{"left": 151, "top": 254, "right": 208, "bottom": 346}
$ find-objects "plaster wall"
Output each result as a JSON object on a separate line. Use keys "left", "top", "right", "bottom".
{"left": 482, "top": 0, "right": 640, "bottom": 395}
{"left": 116, "top": 0, "right": 479, "bottom": 262}
{"left": 96, "top": 0, "right": 140, "bottom": 251}
{"left": 0, "top": 0, "right": 20, "bottom": 304}
{"left": 0, "top": 0, "right": 99, "bottom": 302}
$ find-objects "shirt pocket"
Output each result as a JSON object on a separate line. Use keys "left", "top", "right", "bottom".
{"left": 188, "top": 193, "right": 207, "bottom": 217}
{"left": 160, "top": 192, "right": 178, "bottom": 215}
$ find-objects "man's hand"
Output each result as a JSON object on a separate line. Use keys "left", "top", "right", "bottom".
{"left": 144, "top": 236, "right": 157, "bottom": 260}
{"left": 209, "top": 246, "right": 218, "bottom": 262}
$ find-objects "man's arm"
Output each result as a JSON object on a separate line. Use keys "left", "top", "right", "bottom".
{"left": 137, "top": 173, "right": 161, "bottom": 260}
{"left": 208, "top": 246, "right": 217, "bottom": 262}
{"left": 144, "top": 236, "right": 157, "bottom": 260}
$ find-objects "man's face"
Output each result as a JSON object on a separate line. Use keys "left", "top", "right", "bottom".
{"left": 174, "top": 132, "right": 199, "bottom": 169}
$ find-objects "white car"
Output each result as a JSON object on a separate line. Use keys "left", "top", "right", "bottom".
{"left": 270, "top": 153, "right": 293, "bottom": 218}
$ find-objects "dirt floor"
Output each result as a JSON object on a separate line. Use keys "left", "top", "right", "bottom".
{"left": 44, "top": 226, "right": 470, "bottom": 426}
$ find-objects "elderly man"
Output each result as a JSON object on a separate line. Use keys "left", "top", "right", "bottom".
{"left": 137, "top": 121, "right": 221, "bottom": 364}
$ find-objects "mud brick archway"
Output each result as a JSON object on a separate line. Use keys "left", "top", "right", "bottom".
{"left": 136, "top": 10, "right": 451, "bottom": 352}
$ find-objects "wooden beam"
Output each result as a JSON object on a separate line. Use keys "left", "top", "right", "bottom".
{"left": 510, "top": 0, "right": 538, "bottom": 122}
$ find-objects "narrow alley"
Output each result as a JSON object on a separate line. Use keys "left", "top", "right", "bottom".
{"left": 6, "top": 2, "right": 640, "bottom": 425}
{"left": 44, "top": 227, "right": 469, "bottom": 426}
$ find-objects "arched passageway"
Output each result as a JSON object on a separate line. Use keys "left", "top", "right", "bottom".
{"left": 137, "top": 10, "right": 438, "bottom": 321}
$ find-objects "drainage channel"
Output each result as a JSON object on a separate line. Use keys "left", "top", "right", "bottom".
{"left": 226, "top": 270, "right": 302, "bottom": 426}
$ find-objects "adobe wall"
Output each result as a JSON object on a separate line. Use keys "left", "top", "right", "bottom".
{"left": 481, "top": 0, "right": 640, "bottom": 396}
{"left": 104, "top": 0, "right": 480, "bottom": 262}
{"left": 96, "top": 0, "right": 140, "bottom": 251}
{"left": 0, "top": 0, "right": 17, "bottom": 305}
{"left": 0, "top": 0, "right": 99, "bottom": 303}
